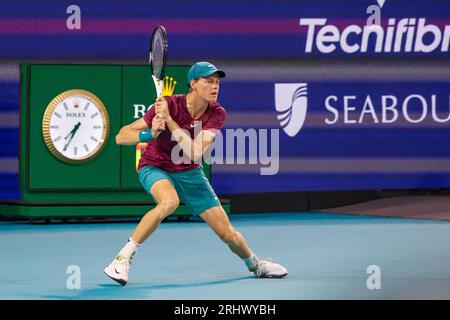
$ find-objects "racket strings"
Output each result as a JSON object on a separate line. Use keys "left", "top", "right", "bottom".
{"left": 151, "top": 28, "right": 167, "bottom": 80}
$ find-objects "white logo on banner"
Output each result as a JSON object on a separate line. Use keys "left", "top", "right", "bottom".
{"left": 299, "top": 17, "right": 450, "bottom": 54}
{"left": 275, "top": 83, "right": 308, "bottom": 137}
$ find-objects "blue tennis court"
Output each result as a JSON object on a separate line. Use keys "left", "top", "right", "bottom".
{"left": 1, "top": 212, "right": 450, "bottom": 300}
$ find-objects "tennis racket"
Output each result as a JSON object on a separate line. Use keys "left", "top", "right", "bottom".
{"left": 149, "top": 25, "right": 168, "bottom": 98}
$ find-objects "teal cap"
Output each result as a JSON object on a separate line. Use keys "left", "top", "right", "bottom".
{"left": 187, "top": 61, "right": 226, "bottom": 86}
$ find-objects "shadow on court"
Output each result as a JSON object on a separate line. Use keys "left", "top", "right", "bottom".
{"left": 42, "top": 274, "right": 252, "bottom": 300}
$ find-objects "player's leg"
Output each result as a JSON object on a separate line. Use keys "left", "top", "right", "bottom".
{"left": 200, "top": 205, "right": 288, "bottom": 278}
{"left": 172, "top": 165, "right": 287, "bottom": 278}
{"left": 104, "top": 167, "right": 179, "bottom": 285}
{"left": 199, "top": 205, "right": 251, "bottom": 258}
{"left": 131, "top": 178, "right": 179, "bottom": 244}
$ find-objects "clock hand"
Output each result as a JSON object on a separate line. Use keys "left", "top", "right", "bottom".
{"left": 63, "top": 122, "right": 81, "bottom": 151}
{"left": 63, "top": 135, "right": 74, "bottom": 152}
{"left": 65, "top": 122, "right": 80, "bottom": 139}
{"left": 72, "top": 122, "right": 81, "bottom": 135}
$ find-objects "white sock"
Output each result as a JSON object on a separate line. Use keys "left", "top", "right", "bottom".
{"left": 243, "top": 252, "right": 260, "bottom": 270}
{"left": 118, "top": 237, "right": 141, "bottom": 260}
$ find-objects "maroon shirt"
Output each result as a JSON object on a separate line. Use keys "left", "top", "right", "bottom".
{"left": 138, "top": 94, "right": 226, "bottom": 172}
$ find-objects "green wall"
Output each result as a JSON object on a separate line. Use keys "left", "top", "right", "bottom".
{"left": 28, "top": 65, "right": 122, "bottom": 190}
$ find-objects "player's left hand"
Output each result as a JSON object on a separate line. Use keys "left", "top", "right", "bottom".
{"left": 155, "top": 97, "right": 170, "bottom": 120}
{"left": 152, "top": 113, "right": 166, "bottom": 132}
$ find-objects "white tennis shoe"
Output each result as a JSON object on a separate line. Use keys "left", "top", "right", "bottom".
{"left": 104, "top": 256, "right": 131, "bottom": 286}
{"left": 252, "top": 258, "right": 288, "bottom": 278}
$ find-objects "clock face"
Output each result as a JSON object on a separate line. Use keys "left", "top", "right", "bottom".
{"left": 42, "top": 89, "right": 109, "bottom": 164}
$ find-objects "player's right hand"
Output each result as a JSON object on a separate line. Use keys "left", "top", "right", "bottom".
{"left": 154, "top": 97, "right": 170, "bottom": 120}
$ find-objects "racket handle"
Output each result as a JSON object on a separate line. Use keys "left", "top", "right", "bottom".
{"left": 156, "top": 80, "right": 163, "bottom": 98}
{"left": 152, "top": 75, "right": 163, "bottom": 98}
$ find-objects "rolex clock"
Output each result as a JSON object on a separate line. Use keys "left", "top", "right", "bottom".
{"left": 42, "top": 89, "right": 110, "bottom": 164}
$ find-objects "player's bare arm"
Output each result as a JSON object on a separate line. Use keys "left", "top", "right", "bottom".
{"left": 115, "top": 115, "right": 165, "bottom": 146}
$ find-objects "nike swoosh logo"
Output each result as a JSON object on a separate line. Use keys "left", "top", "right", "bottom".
{"left": 114, "top": 268, "right": 121, "bottom": 274}
{"left": 190, "top": 123, "right": 200, "bottom": 128}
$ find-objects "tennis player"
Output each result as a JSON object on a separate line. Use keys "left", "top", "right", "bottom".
{"left": 104, "top": 62, "right": 288, "bottom": 285}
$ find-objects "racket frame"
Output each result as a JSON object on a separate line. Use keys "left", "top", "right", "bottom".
{"left": 149, "top": 25, "right": 168, "bottom": 99}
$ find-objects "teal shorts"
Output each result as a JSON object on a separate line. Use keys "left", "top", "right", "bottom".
{"left": 138, "top": 165, "right": 220, "bottom": 216}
